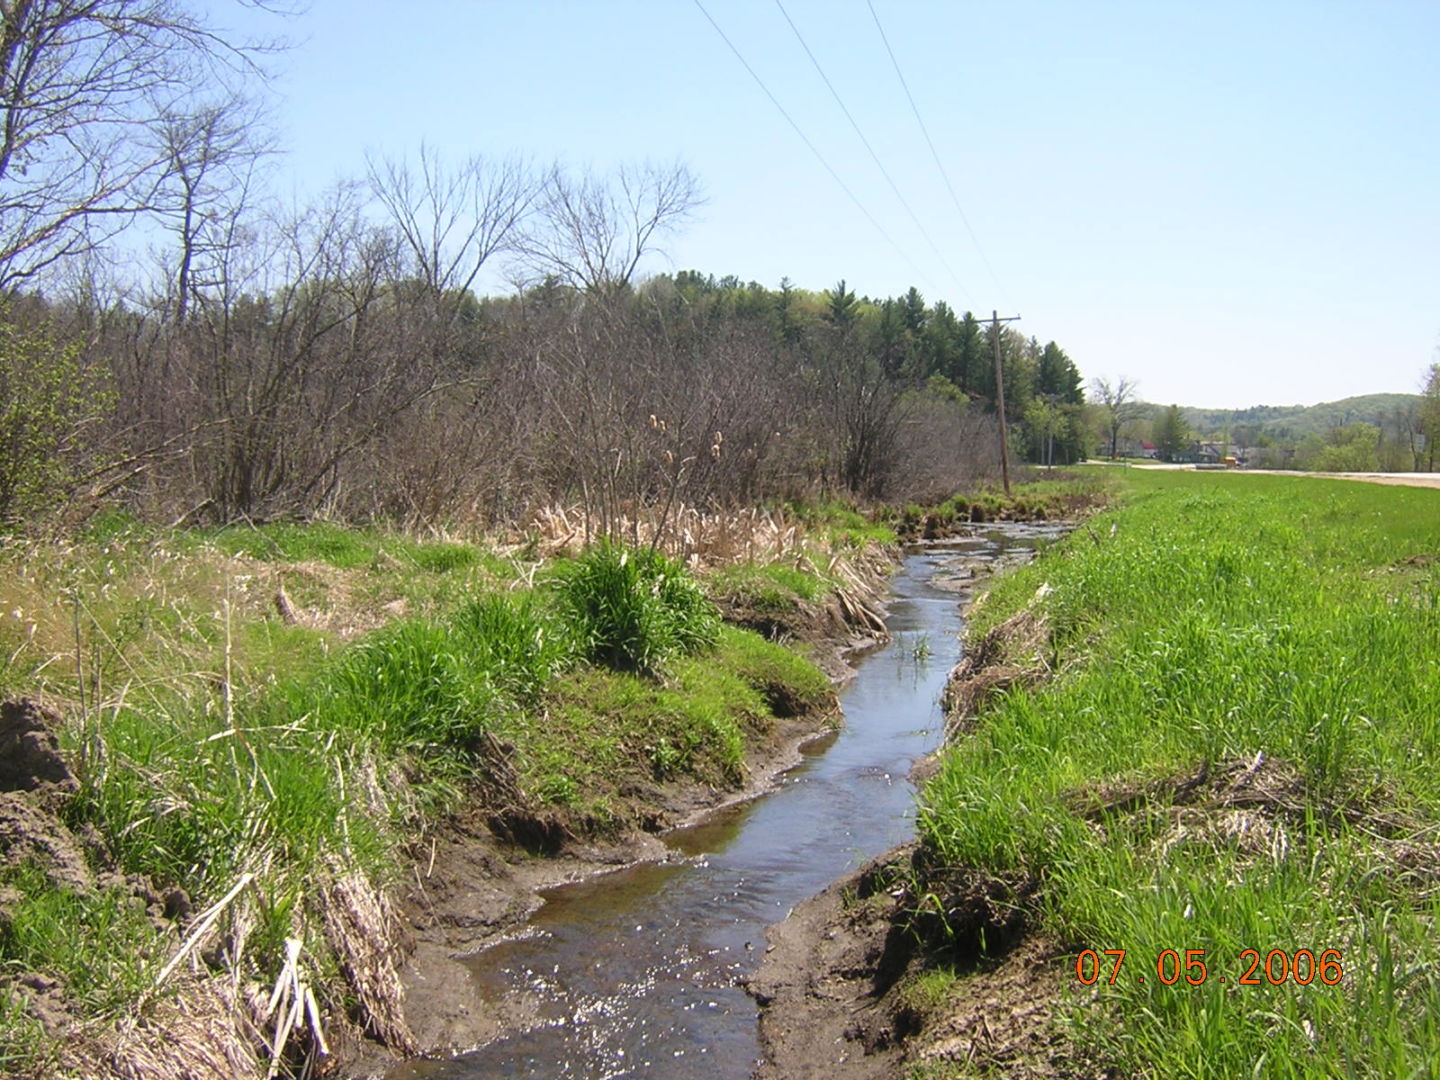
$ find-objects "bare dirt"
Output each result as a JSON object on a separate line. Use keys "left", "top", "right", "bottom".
{"left": 1307, "top": 471, "right": 1440, "bottom": 489}
{"left": 749, "top": 846, "right": 1085, "bottom": 1080}
{"left": 0, "top": 699, "right": 91, "bottom": 896}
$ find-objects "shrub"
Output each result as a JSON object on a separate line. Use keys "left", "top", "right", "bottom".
{"left": 0, "top": 317, "right": 111, "bottom": 525}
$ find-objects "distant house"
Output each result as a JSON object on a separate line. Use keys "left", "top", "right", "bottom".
{"left": 1114, "top": 436, "right": 1157, "bottom": 459}
{"left": 1197, "top": 441, "right": 1223, "bottom": 464}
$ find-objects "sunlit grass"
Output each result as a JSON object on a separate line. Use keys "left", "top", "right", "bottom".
{"left": 918, "top": 471, "right": 1440, "bottom": 1076}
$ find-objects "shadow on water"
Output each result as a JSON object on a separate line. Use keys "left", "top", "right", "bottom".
{"left": 387, "top": 524, "right": 1066, "bottom": 1079}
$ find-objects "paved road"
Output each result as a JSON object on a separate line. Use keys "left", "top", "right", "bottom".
{"left": 1105, "top": 462, "right": 1440, "bottom": 490}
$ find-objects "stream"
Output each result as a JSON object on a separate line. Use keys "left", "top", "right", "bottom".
{"left": 389, "top": 524, "right": 1065, "bottom": 1079}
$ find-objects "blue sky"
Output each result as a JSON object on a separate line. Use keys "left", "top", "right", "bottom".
{"left": 218, "top": 0, "right": 1439, "bottom": 409}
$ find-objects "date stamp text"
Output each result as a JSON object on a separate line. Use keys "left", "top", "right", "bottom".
{"left": 1073, "top": 948, "right": 1343, "bottom": 987}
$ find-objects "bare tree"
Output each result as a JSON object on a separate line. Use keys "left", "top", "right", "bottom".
{"left": 1090, "top": 375, "right": 1142, "bottom": 459}
{"left": 519, "top": 161, "right": 702, "bottom": 296}
{"left": 152, "top": 93, "right": 273, "bottom": 324}
{"left": 367, "top": 145, "right": 537, "bottom": 320}
{"left": 0, "top": 0, "right": 278, "bottom": 287}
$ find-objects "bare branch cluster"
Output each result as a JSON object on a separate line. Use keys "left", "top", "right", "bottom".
{"left": 0, "top": 0, "right": 281, "bottom": 287}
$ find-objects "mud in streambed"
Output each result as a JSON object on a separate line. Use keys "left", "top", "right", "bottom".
{"left": 388, "top": 527, "right": 1065, "bottom": 1079}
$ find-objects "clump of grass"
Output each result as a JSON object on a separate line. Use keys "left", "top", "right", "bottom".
{"left": 892, "top": 471, "right": 1114, "bottom": 535}
{"left": 896, "top": 966, "right": 960, "bottom": 1019}
{"left": 783, "top": 498, "right": 897, "bottom": 548}
{"left": 556, "top": 541, "right": 719, "bottom": 674}
{"left": 531, "top": 623, "right": 827, "bottom": 799}
{"left": 917, "top": 471, "right": 1440, "bottom": 1076}
{"left": 0, "top": 983, "right": 50, "bottom": 1077}
{"left": 450, "top": 592, "right": 574, "bottom": 705}
{"left": 0, "top": 862, "right": 164, "bottom": 1015}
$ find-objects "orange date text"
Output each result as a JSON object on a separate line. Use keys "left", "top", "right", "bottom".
{"left": 1072, "top": 948, "right": 1343, "bottom": 987}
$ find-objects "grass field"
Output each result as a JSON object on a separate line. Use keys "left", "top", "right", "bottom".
{"left": 916, "top": 471, "right": 1440, "bottom": 1077}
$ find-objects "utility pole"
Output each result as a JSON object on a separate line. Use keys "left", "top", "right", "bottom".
{"left": 989, "top": 310, "right": 1021, "bottom": 494}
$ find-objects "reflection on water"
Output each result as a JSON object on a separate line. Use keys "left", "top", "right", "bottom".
{"left": 388, "top": 526, "right": 1065, "bottom": 1079}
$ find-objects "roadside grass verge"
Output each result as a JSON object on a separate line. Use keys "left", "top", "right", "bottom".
{"left": 0, "top": 525, "right": 835, "bottom": 1075}
{"left": 917, "top": 471, "right": 1440, "bottom": 1077}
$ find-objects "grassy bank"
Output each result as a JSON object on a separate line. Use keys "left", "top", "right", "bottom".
{"left": 889, "top": 470, "right": 1115, "bottom": 539}
{"left": 0, "top": 521, "right": 844, "bottom": 1077}
{"left": 911, "top": 471, "right": 1440, "bottom": 1076}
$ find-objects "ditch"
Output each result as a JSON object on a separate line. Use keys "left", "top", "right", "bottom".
{"left": 386, "top": 524, "right": 1067, "bottom": 1079}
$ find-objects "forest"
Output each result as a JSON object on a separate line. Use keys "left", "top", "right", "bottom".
{"left": 2, "top": 182, "right": 1090, "bottom": 535}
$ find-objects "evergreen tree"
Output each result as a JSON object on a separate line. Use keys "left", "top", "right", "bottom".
{"left": 1154, "top": 404, "right": 1191, "bottom": 462}
{"left": 900, "top": 286, "right": 927, "bottom": 335}
{"left": 1038, "top": 341, "right": 1083, "bottom": 404}
{"left": 825, "top": 279, "right": 858, "bottom": 329}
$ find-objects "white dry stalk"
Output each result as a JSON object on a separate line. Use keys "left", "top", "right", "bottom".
{"left": 263, "top": 936, "right": 328, "bottom": 1077}
{"left": 151, "top": 872, "right": 255, "bottom": 994}
{"left": 264, "top": 937, "right": 302, "bottom": 1077}
{"left": 223, "top": 587, "right": 235, "bottom": 731}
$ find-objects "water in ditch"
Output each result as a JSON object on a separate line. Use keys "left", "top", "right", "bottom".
{"left": 389, "top": 524, "right": 1065, "bottom": 1079}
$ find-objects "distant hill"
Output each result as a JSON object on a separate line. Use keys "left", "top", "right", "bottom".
{"left": 1139, "top": 394, "right": 1422, "bottom": 442}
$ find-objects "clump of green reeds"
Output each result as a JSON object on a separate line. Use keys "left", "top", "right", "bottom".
{"left": 556, "top": 540, "right": 719, "bottom": 674}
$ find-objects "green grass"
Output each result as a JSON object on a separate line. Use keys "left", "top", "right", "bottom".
{"left": 892, "top": 471, "right": 1115, "bottom": 534}
{"left": 0, "top": 862, "right": 166, "bottom": 1014}
{"left": 0, "top": 984, "right": 49, "bottom": 1077}
{"left": 708, "top": 560, "right": 834, "bottom": 613}
{"left": 783, "top": 498, "right": 898, "bottom": 547}
{"left": 555, "top": 540, "right": 720, "bottom": 674}
{"left": 198, "top": 520, "right": 491, "bottom": 575}
{"left": 526, "top": 623, "right": 834, "bottom": 801}
{"left": 918, "top": 471, "right": 1440, "bottom": 1077}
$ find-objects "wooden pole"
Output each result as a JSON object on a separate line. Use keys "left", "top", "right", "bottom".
{"left": 990, "top": 310, "right": 1021, "bottom": 495}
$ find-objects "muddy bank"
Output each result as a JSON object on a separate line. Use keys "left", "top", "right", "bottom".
{"left": 376, "top": 709, "right": 860, "bottom": 1072}
{"left": 749, "top": 847, "right": 1074, "bottom": 1080}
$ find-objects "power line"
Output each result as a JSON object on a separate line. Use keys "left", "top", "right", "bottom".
{"left": 774, "top": 0, "right": 973, "bottom": 307}
{"left": 691, "top": 0, "right": 934, "bottom": 291}
{"left": 867, "top": 0, "right": 1011, "bottom": 308}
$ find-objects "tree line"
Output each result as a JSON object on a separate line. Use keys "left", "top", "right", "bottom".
{"left": 0, "top": 1, "right": 1089, "bottom": 532}
{"left": 1098, "top": 384, "right": 1439, "bottom": 471}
